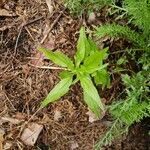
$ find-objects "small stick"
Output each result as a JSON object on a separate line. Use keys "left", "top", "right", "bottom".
{"left": 40, "top": 9, "right": 66, "bottom": 44}
{"left": 14, "top": 25, "right": 23, "bottom": 56}
{"left": 4, "top": 92, "right": 16, "bottom": 110}
{"left": 110, "top": 49, "right": 143, "bottom": 54}
{"left": 14, "top": 16, "right": 44, "bottom": 56}
{"left": 29, "top": 63, "right": 69, "bottom": 70}
{"left": 24, "top": 26, "right": 35, "bottom": 41}
{"left": 24, "top": 16, "right": 44, "bottom": 26}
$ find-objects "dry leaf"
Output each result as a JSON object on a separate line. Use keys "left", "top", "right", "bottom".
{"left": 0, "top": 116, "right": 22, "bottom": 124}
{"left": 54, "top": 110, "right": 62, "bottom": 121}
{"left": 45, "top": 0, "right": 53, "bottom": 14}
{"left": 20, "top": 123, "right": 43, "bottom": 146}
{"left": 86, "top": 110, "right": 99, "bottom": 123}
{"left": 0, "top": 9, "right": 16, "bottom": 16}
{"left": 70, "top": 141, "right": 79, "bottom": 150}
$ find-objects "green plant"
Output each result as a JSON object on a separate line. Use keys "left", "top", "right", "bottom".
{"left": 95, "top": 0, "right": 150, "bottom": 149}
{"left": 95, "top": 0, "right": 150, "bottom": 50}
{"left": 38, "top": 27, "right": 110, "bottom": 117}
{"left": 95, "top": 72, "right": 150, "bottom": 149}
{"left": 64, "top": 0, "right": 112, "bottom": 15}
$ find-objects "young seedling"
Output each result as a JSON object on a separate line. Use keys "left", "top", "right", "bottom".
{"left": 38, "top": 27, "right": 110, "bottom": 117}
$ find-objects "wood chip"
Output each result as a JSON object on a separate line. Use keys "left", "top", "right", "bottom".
{"left": 0, "top": 9, "right": 16, "bottom": 16}
{"left": 45, "top": 0, "right": 53, "bottom": 14}
{"left": 20, "top": 123, "right": 43, "bottom": 146}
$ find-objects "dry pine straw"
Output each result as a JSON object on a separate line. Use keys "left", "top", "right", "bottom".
{"left": 0, "top": 0, "right": 149, "bottom": 150}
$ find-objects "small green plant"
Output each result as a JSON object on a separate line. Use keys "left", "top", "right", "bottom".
{"left": 95, "top": 72, "right": 150, "bottom": 149}
{"left": 38, "top": 27, "right": 110, "bottom": 117}
{"left": 95, "top": 0, "right": 150, "bottom": 149}
{"left": 64, "top": 0, "right": 112, "bottom": 15}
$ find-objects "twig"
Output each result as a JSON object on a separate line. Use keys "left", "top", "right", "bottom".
{"left": 110, "top": 49, "right": 144, "bottom": 54}
{"left": 14, "top": 25, "right": 23, "bottom": 56}
{"left": 14, "top": 16, "right": 44, "bottom": 56}
{"left": 24, "top": 16, "right": 44, "bottom": 26}
{"left": 4, "top": 92, "right": 16, "bottom": 110}
{"left": 40, "top": 9, "right": 66, "bottom": 44}
{"left": 29, "top": 63, "right": 69, "bottom": 70}
{"left": 24, "top": 26, "right": 35, "bottom": 41}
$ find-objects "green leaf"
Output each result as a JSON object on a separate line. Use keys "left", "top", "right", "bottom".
{"left": 38, "top": 47, "right": 74, "bottom": 69}
{"left": 84, "top": 51, "right": 102, "bottom": 67}
{"left": 75, "top": 27, "right": 87, "bottom": 67}
{"left": 41, "top": 77, "right": 73, "bottom": 107}
{"left": 95, "top": 23, "right": 146, "bottom": 48}
{"left": 80, "top": 76, "right": 105, "bottom": 117}
{"left": 94, "top": 69, "right": 110, "bottom": 87}
{"left": 81, "top": 63, "right": 108, "bottom": 75}
{"left": 88, "top": 38, "right": 99, "bottom": 52}
{"left": 99, "top": 48, "right": 109, "bottom": 63}
{"left": 82, "top": 48, "right": 108, "bottom": 74}
{"left": 84, "top": 48, "right": 108, "bottom": 66}
{"left": 59, "top": 71, "right": 73, "bottom": 79}
{"left": 89, "top": 48, "right": 108, "bottom": 64}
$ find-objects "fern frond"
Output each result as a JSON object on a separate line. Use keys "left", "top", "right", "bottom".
{"left": 95, "top": 99, "right": 150, "bottom": 149}
{"left": 95, "top": 100, "right": 150, "bottom": 149}
{"left": 95, "top": 119, "right": 128, "bottom": 150}
{"left": 95, "top": 1, "right": 150, "bottom": 149}
{"left": 110, "top": 100, "right": 149, "bottom": 125}
{"left": 124, "top": 0, "right": 150, "bottom": 36}
{"left": 139, "top": 52, "right": 150, "bottom": 70}
{"left": 95, "top": 24, "right": 146, "bottom": 48}
{"left": 64, "top": 0, "right": 112, "bottom": 15}
{"left": 95, "top": 72, "right": 150, "bottom": 149}
{"left": 122, "top": 73, "right": 149, "bottom": 91}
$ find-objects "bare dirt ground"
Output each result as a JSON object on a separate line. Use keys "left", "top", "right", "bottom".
{"left": 0, "top": 1, "right": 149, "bottom": 150}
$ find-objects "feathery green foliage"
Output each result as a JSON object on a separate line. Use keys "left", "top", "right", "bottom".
{"left": 96, "top": 0, "right": 150, "bottom": 48}
{"left": 39, "top": 27, "right": 110, "bottom": 117}
{"left": 123, "top": 0, "right": 150, "bottom": 36}
{"left": 111, "top": 72, "right": 150, "bottom": 126}
{"left": 64, "top": 0, "right": 112, "bottom": 15}
{"left": 95, "top": 73, "right": 150, "bottom": 149}
{"left": 95, "top": 0, "right": 150, "bottom": 149}
{"left": 95, "top": 23, "right": 147, "bottom": 49}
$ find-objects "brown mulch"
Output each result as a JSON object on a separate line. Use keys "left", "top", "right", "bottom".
{"left": 0, "top": 0, "right": 149, "bottom": 150}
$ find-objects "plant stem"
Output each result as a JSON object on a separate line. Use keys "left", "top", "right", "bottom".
{"left": 29, "top": 64, "right": 70, "bottom": 71}
{"left": 110, "top": 4, "right": 127, "bottom": 12}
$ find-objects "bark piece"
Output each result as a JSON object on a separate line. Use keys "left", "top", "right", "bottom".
{"left": 21, "top": 123, "right": 43, "bottom": 146}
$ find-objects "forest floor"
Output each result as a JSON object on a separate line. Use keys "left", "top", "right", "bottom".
{"left": 0, "top": 1, "right": 149, "bottom": 150}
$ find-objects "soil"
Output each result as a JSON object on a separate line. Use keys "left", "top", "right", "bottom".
{"left": 0, "top": 1, "right": 150, "bottom": 150}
